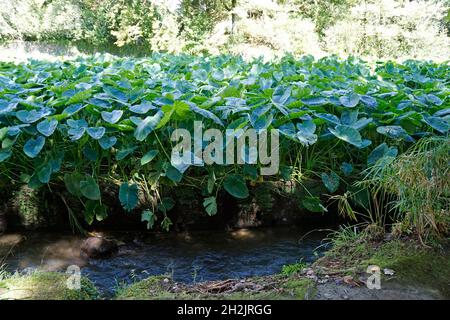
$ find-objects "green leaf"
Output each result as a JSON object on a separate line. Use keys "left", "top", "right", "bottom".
{"left": 301, "top": 97, "right": 328, "bottom": 106}
{"left": 190, "top": 104, "right": 224, "bottom": 126}
{"left": 141, "top": 210, "right": 156, "bottom": 229}
{"left": 0, "top": 149, "right": 12, "bottom": 162}
{"left": 321, "top": 172, "right": 340, "bottom": 193}
{"left": 37, "top": 119, "right": 58, "bottom": 137}
{"left": 367, "top": 143, "right": 398, "bottom": 166}
{"left": 130, "top": 102, "right": 155, "bottom": 114}
{"left": 68, "top": 90, "right": 91, "bottom": 104}
{"left": 85, "top": 200, "right": 107, "bottom": 224}
{"left": 207, "top": 171, "right": 216, "bottom": 194}
{"left": 23, "top": 136, "right": 45, "bottom": 158}
{"left": 156, "top": 105, "right": 174, "bottom": 129}
{"left": 134, "top": 111, "right": 164, "bottom": 141}
{"left": 87, "top": 127, "right": 105, "bottom": 140}
{"left": 28, "top": 174, "right": 43, "bottom": 189}
{"left": 243, "top": 164, "right": 258, "bottom": 180}
{"left": 422, "top": 116, "right": 450, "bottom": 134}
{"left": 339, "top": 93, "right": 360, "bottom": 108}
{"left": 80, "top": 176, "right": 101, "bottom": 200}
{"left": 279, "top": 165, "right": 293, "bottom": 180}
{"left": 64, "top": 173, "right": 84, "bottom": 197}
{"left": 83, "top": 145, "right": 98, "bottom": 161}
{"left": 16, "top": 109, "right": 51, "bottom": 123}
{"left": 158, "top": 197, "right": 175, "bottom": 213}
{"left": 63, "top": 103, "right": 85, "bottom": 116}
{"left": 223, "top": 174, "right": 249, "bottom": 199}
{"left": 166, "top": 165, "right": 183, "bottom": 183}
{"left": 103, "top": 85, "right": 128, "bottom": 102}
{"left": 98, "top": 136, "right": 117, "bottom": 149}
{"left": 161, "top": 216, "right": 173, "bottom": 232}
{"left": 272, "top": 86, "right": 291, "bottom": 105}
{"left": 296, "top": 120, "right": 317, "bottom": 146}
{"left": 119, "top": 182, "right": 139, "bottom": 212}
{"left": 425, "top": 94, "right": 443, "bottom": 106}
{"left": 329, "top": 125, "right": 371, "bottom": 148}
{"left": 116, "top": 146, "right": 137, "bottom": 160}
{"left": 37, "top": 162, "right": 53, "bottom": 184}
{"left": 316, "top": 113, "right": 340, "bottom": 125}
{"left": 340, "top": 162, "right": 353, "bottom": 176}
{"left": 360, "top": 95, "right": 377, "bottom": 108}
{"left": 141, "top": 149, "right": 159, "bottom": 165}
{"left": 101, "top": 110, "right": 123, "bottom": 124}
{"left": 302, "top": 196, "right": 327, "bottom": 213}
{"left": 376, "top": 125, "right": 413, "bottom": 141}
{"left": 203, "top": 196, "right": 218, "bottom": 216}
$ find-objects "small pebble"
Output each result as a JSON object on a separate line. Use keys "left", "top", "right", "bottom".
{"left": 383, "top": 268, "right": 395, "bottom": 276}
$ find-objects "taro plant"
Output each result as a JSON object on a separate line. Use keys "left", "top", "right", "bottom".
{"left": 0, "top": 54, "right": 448, "bottom": 231}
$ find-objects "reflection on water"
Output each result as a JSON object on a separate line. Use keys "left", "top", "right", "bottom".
{"left": 1, "top": 227, "right": 328, "bottom": 296}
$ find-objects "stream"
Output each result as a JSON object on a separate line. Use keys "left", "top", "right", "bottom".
{"left": 1, "top": 227, "right": 328, "bottom": 296}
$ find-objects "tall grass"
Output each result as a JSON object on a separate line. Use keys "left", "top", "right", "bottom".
{"left": 363, "top": 136, "right": 450, "bottom": 242}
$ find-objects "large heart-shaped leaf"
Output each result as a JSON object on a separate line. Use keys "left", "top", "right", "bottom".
{"left": 37, "top": 162, "right": 53, "bottom": 183}
{"left": 141, "top": 149, "right": 159, "bottom": 165}
{"left": 119, "top": 182, "right": 139, "bottom": 212}
{"left": 329, "top": 125, "right": 371, "bottom": 148}
{"left": 37, "top": 119, "right": 58, "bottom": 137}
{"left": 302, "top": 196, "right": 327, "bottom": 213}
{"left": 376, "top": 125, "right": 413, "bottom": 141}
{"left": 339, "top": 93, "right": 360, "bottom": 108}
{"left": 101, "top": 110, "right": 123, "bottom": 124}
{"left": 422, "top": 116, "right": 449, "bottom": 134}
{"left": 98, "top": 135, "right": 117, "bottom": 149}
{"left": 129, "top": 102, "right": 155, "bottom": 114}
{"left": 134, "top": 111, "right": 164, "bottom": 141}
{"left": 367, "top": 143, "right": 398, "bottom": 165}
{"left": 87, "top": 127, "right": 106, "bottom": 140}
{"left": 296, "top": 120, "right": 317, "bottom": 146}
{"left": 64, "top": 172, "right": 84, "bottom": 197}
{"left": 103, "top": 85, "right": 128, "bottom": 102}
{"left": 23, "top": 135, "right": 45, "bottom": 158}
{"left": 80, "top": 176, "right": 101, "bottom": 200}
{"left": 16, "top": 109, "right": 51, "bottom": 123}
{"left": 223, "top": 174, "right": 249, "bottom": 199}
{"left": 321, "top": 171, "right": 340, "bottom": 193}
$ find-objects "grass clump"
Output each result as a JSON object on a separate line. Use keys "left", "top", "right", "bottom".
{"left": 364, "top": 136, "right": 450, "bottom": 241}
{"left": 0, "top": 271, "right": 99, "bottom": 300}
{"left": 281, "top": 260, "right": 307, "bottom": 276}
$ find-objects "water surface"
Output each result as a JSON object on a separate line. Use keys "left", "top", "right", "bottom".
{"left": 2, "top": 227, "right": 328, "bottom": 296}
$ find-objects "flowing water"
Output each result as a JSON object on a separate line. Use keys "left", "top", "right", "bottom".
{"left": 1, "top": 227, "right": 328, "bottom": 296}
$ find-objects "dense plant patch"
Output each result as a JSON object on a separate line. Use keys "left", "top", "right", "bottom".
{"left": 0, "top": 54, "right": 448, "bottom": 230}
